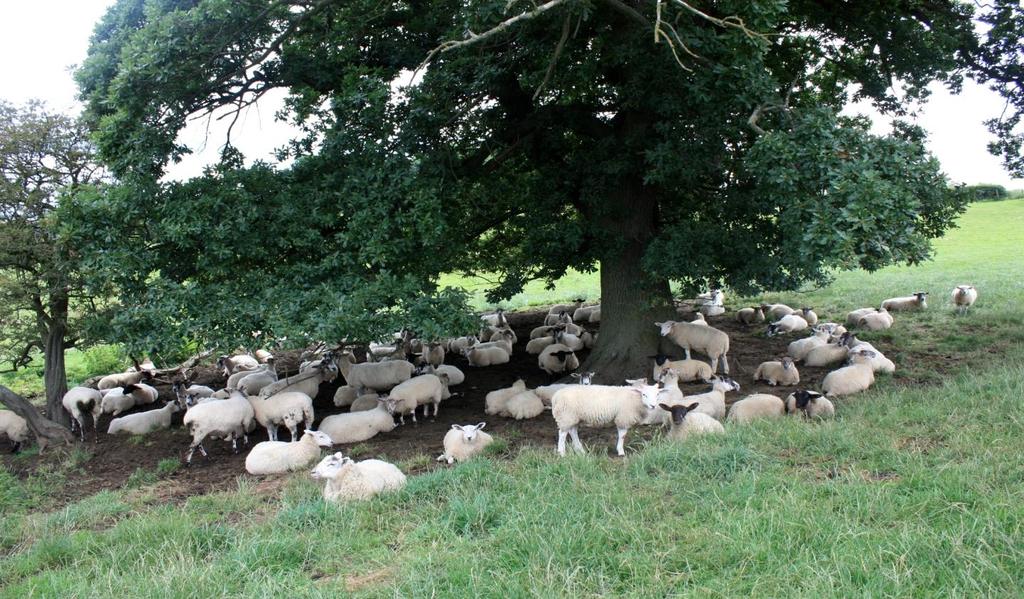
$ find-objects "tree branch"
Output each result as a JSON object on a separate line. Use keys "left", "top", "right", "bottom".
{"left": 533, "top": 12, "right": 573, "bottom": 101}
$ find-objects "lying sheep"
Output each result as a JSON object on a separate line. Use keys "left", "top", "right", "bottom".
{"left": 753, "top": 357, "right": 800, "bottom": 386}
{"left": 350, "top": 393, "right": 384, "bottom": 412}
{"left": 107, "top": 401, "right": 180, "bottom": 435}
{"left": 587, "top": 307, "right": 601, "bottom": 323}
{"left": 817, "top": 322, "right": 847, "bottom": 337}
{"left": 551, "top": 379, "right": 662, "bottom": 456}
{"left": 489, "top": 327, "right": 519, "bottom": 345}
{"left": 319, "top": 402, "right": 397, "bottom": 444}
{"left": 100, "top": 383, "right": 159, "bottom": 417}
{"left": 572, "top": 304, "right": 600, "bottom": 323}
{"left": 765, "top": 303, "right": 794, "bottom": 320}
{"left": 538, "top": 344, "right": 579, "bottom": 375}
{"left": 843, "top": 336, "right": 896, "bottom": 373}
{"left": 97, "top": 370, "right": 152, "bottom": 391}
{"left": 485, "top": 379, "right": 527, "bottom": 416}
{"left": 504, "top": 390, "right": 545, "bottom": 419}
{"left": 858, "top": 308, "right": 894, "bottom": 331}
{"left": 447, "top": 335, "right": 478, "bottom": 355}
{"left": 803, "top": 336, "right": 852, "bottom": 368}
{"left": 682, "top": 377, "right": 740, "bottom": 421}
{"left": 217, "top": 354, "right": 260, "bottom": 377}
{"left": 821, "top": 349, "right": 876, "bottom": 396}
{"left": 784, "top": 390, "right": 835, "bottom": 420}
{"left": 0, "top": 410, "right": 30, "bottom": 453}
{"left": 736, "top": 306, "right": 766, "bottom": 324}
{"left": 480, "top": 308, "right": 508, "bottom": 328}
{"left": 660, "top": 402, "right": 725, "bottom": 441}
{"left": 245, "top": 430, "right": 334, "bottom": 475}
{"left": 463, "top": 345, "right": 510, "bottom": 367}
{"left": 698, "top": 304, "right": 725, "bottom": 317}
{"left": 526, "top": 332, "right": 560, "bottom": 355}
{"left": 544, "top": 310, "right": 574, "bottom": 327}
{"left": 255, "top": 349, "right": 274, "bottom": 364}
{"left": 799, "top": 307, "right": 818, "bottom": 325}
{"left": 952, "top": 285, "right": 978, "bottom": 315}
{"left": 312, "top": 452, "right": 406, "bottom": 502}
{"left": 649, "top": 354, "right": 714, "bottom": 383}
{"left": 437, "top": 423, "right": 494, "bottom": 464}
{"left": 333, "top": 385, "right": 358, "bottom": 407}
{"left": 183, "top": 390, "right": 256, "bottom": 463}
{"left": 434, "top": 365, "right": 465, "bottom": 386}
{"left": 62, "top": 386, "right": 104, "bottom": 442}
{"left": 691, "top": 313, "right": 710, "bottom": 325}
{"left": 787, "top": 329, "right": 830, "bottom": 362}
{"left": 337, "top": 352, "right": 414, "bottom": 393}
{"left": 727, "top": 394, "right": 785, "bottom": 424}
{"left": 655, "top": 321, "right": 730, "bottom": 374}
{"left": 237, "top": 359, "right": 279, "bottom": 396}
{"left": 474, "top": 334, "right": 514, "bottom": 355}
{"left": 766, "top": 313, "right": 809, "bottom": 336}
{"left": 249, "top": 391, "right": 314, "bottom": 442}
{"left": 845, "top": 307, "right": 876, "bottom": 326}
{"left": 881, "top": 292, "right": 928, "bottom": 311}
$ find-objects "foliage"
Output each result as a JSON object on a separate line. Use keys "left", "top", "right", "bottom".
{"left": 965, "top": 184, "right": 1009, "bottom": 201}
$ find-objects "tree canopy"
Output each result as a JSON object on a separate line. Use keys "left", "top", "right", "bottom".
{"left": 71, "top": 0, "right": 988, "bottom": 376}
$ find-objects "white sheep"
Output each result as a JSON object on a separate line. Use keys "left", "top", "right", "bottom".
{"left": 569, "top": 371, "right": 596, "bottom": 385}
{"left": 765, "top": 303, "right": 795, "bottom": 320}
{"left": 587, "top": 307, "right": 601, "bottom": 323}
{"left": 952, "top": 285, "right": 978, "bottom": 315}
{"left": 319, "top": 402, "right": 397, "bottom": 444}
{"left": 217, "top": 354, "right": 260, "bottom": 377}
{"left": 437, "top": 422, "right": 494, "bottom": 464}
{"left": 0, "top": 410, "right": 30, "bottom": 452}
{"left": 416, "top": 342, "right": 446, "bottom": 368}
{"left": 504, "top": 390, "right": 545, "bottom": 419}
{"left": 858, "top": 308, "right": 894, "bottom": 331}
{"left": 787, "top": 328, "right": 830, "bottom": 361}
{"left": 387, "top": 373, "right": 449, "bottom": 421}
{"left": 488, "top": 327, "right": 519, "bottom": 345}
{"left": 182, "top": 390, "right": 256, "bottom": 463}
{"left": 100, "top": 383, "right": 159, "bottom": 417}
{"left": 784, "top": 390, "right": 835, "bottom": 420}
{"left": 817, "top": 322, "right": 848, "bottom": 337}
{"left": 333, "top": 385, "right": 359, "bottom": 407}
{"left": 172, "top": 382, "right": 215, "bottom": 405}
{"left": 736, "top": 306, "right": 766, "bottom": 324}
{"left": 526, "top": 333, "right": 558, "bottom": 355}
{"left": 572, "top": 304, "right": 600, "bottom": 322}
{"left": 447, "top": 335, "right": 479, "bottom": 355}
{"left": 533, "top": 384, "right": 571, "bottom": 407}
{"left": 463, "top": 345, "right": 511, "bottom": 367}
{"left": 727, "top": 394, "right": 785, "bottom": 424}
{"left": 803, "top": 338, "right": 852, "bottom": 368}
{"left": 245, "top": 430, "right": 334, "bottom": 475}
{"left": 650, "top": 354, "right": 713, "bottom": 383}
{"left": 434, "top": 364, "right": 465, "bottom": 386}
{"left": 259, "top": 359, "right": 337, "bottom": 400}
{"left": 473, "top": 336, "right": 514, "bottom": 355}
{"left": 551, "top": 379, "right": 663, "bottom": 456}
{"left": 480, "top": 308, "right": 508, "bottom": 328}
{"left": 766, "top": 313, "right": 809, "bottom": 336}
{"left": 843, "top": 336, "right": 896, "bottom": 374}
{"left": 681, "top": 377, "right": 740, "bottom": 421}
{"left": 62, "top": 386, "right": 104, "bottom": 441}
{"left": 881, "top": 292, "right": 928, "bottom": 311}
{"left": 845, "top": 307, "right": 876, "bottom": 326}
{"left": 660, "top": 402, "right": 725, "bottom": 440}
{"left": 107, "top": 401, "right": 181, "bottom": 435}
{"left": 96, "top": 370, "right": 152, "bottom": 391}
{"left": 336, "top": 352, "right": 414, "bottom": 393}
{"left": 691, "top": 312, "right": 711, "bottom": 325}
{"left": 548, "top": 299, "right": 585, "bottom": 316}
{"left": 544, "top": 310, "right": 575, "bottom": 327}
{"left": 255, "top": 349, "right": 274, "bottom": 364}
{"left": 538, "top": 343, "right": 579, "bottom": 375}
{"left": 798, "top": 307, "right": 818, "bottom": 325}
{"left": 821, "top": 349, "right": 876, "bottom": 396}
{"left": 655, "top": 321, "right": 730, "bottom": 374}
{"left": 237, "top": 359, "right": 279, "bottom": 396}
{"left": 350, "top": 393, "right": 384, "bottom": 412}
{"left": 249, "top": 391, "right": 315, "bottom": 442}
{"left": 312, "top": 452, "right": 407, "bottom": 502}
{"left": 753, "top": 357, "right": 800, "bottom": 386}
{"left": 485, "top": 379, "right": 527, "bottom": 416}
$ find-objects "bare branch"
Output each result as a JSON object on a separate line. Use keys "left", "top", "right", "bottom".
{"left": 533, "top": 13, "right": 573, "bottom": 100}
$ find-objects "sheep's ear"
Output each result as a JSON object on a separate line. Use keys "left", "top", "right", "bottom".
{"left": 685, "top": 403, "right": 699, "bottom": 411}
{"left": 570, "top": 373, "right": 581, "bottom": 379}
{"left": 451, "top": 424, "right": 463, "bottom": 431}
{"left": 658, "top": 403, "right": 672, "bottom": 412}
{"left": 476, "top": 422, "right": 486, "bottom": 430}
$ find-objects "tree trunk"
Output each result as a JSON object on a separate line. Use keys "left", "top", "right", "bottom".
{"left": 43, "top": 296, "right": 70, "bottom": 427}
{"left": 0, "top": 385, "right": 74, "bottom": 452}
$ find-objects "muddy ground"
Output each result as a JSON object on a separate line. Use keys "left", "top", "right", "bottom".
{"left": 1, "top": 306, "right": 899, "bottom": 508}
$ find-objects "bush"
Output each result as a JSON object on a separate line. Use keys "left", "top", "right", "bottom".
{"left": 965, "top": 184, "right": 1008, "bottom": 201}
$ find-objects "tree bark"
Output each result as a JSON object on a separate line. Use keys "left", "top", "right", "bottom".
{"left": 42, "top": 294, "right": 70, "bottom": 426}
{"left": 0, "top": 385, "right": 74, "bottom": 451}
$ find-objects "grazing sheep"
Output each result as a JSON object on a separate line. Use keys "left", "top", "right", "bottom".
{"left": 765, "top": 303, "right": 795, "bottom": 320}
{"left": 803, "top": 336, "right": 852, "bottom": 368}
{"left": 649, "top": 354, "right": 714, "bottom": 383}
{"left": 766, "top": 313, "right": 809, "bottom": 336}
{"left": 107, "top": 401, "right": 180, "bottom": 435}
{"left": 62, "top": 386, "right": 104, "bottom": 441}
{"left": 551, "top": 380, "right": 663, "bottom": 456}
{"left": 336, "top": 352, "right": 414, "bottom": 393}
{"left": 736, "top": 306, "right": 766, "bottom": 325}
{"left": 753, "top": 357, "right": 800, "bottom": 386}
{"left": 437, "top": 423, "right": 494, "bottom": 464}
{"left": 387, "top": 373, "right": 450, "bottom": 421}
{"left": 312, "top": 452, "right": 406, "bottom": 502}
{"left": 655, "top": 321, "right": 730, "bottom": 374}
{"left": 485, "top": 379, "right": 527, "bottom": 416}
{"left": 799, "top": 307, "right": 818, "bottom": 325}
{"left": 787, "top": 329, "right": 830, "bottom": 362}
{"left": 0, "top": 410, "right": 30, "bottom": 453}
{"left": 333, "top": 385, "right": 359, "bottom": 407}
{"left": 350, "top": 393, "right": 384, "bottom": 412}
{"left": 538, "top": 344, "right": 579, "bottom": 376}
{"left": 682, "top": 377, "right": 740, "bottom": 421}
{"left": 248, "top": 391, "right": 314, "bottom": 442}
{"left": 96, "top": 370, "right": 152, "bottom": 391}
{"left": 100, "top": 383, "right": 159, "bottom": 417}
{"left": 183, "top": 390, "right": 256, "bottom": 463}
{"left": 217, "top": 354, "right": 260, "bottom": 377}
{"left": 245, "top": 430, "right": 334, "bottom": 475}
{"left": 881, "top": 292, "right": 928, "bottom": 311}
{"left": 784, "top": 390, "right": 835, "bottom": 420}
{"left": 952, "top": 285, "right": 978, "bottom": 315}
{"left": 858, "top": 308, "right": 894, "bottom": 331}
{"left": 319, "top": 402, "right": 397, "bottom": 444}
{"left": 504, "top": 390, "right": 545, "bottom": 419}
{"left": 727, "top": 394, "right": 785, "bottom": 424}
{"left": 660, "top": 402, "right": 725, "bottom": 440}
{"left": 463, "top": 345, "right": 511, "bottom": 367}
{"left": 821, "top": 349, "right": 877, "bottom": 397}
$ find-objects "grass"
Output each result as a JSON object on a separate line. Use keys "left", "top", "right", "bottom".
{"left": 0, "top": 344, "right": 126, "bottom": 399}
{"left": 2, "top": 198, "right": 1024, "bottom": 596}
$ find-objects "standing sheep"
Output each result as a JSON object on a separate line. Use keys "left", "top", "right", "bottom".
{"left": 0, "top": 410, "right": 30, "bottom": 453}
{"left": 62, "top": 386, "right": 104, "bottom": 442}
{"left": 660, "top": 403, "right": 725, "bottom": 441}
{"left": 182, "top": 390, "right": 256, "bottom": 463}
{"left": 387, "top": 373, "right": 449, "bottom": 422}
{"left": 336, "top": 352, "right": 414, "bottom": 393}
{"left": 951, "top": 285, "right": 978, "bottom": 315}
{"left": 249, "top": 391, "right": 315, "bottom": 442}
{"left": 312, "top": 452, "right": 407, "bottom": 502}
{"left": 551, "top": 380, "right": 663, "bottom": 456}
{"left": 881, "top": 292, "right": 928, "bottom": 311}
{"left": 727, "top": 394, "right": 786, "bottom": 424}
{"left": 784, "top": 390, "right": 835, "bottom": 420}
{"left": 245, "top": 430, "right": 334, "bottom": 475}
{"left": 655, "top": 321, "right": 730, "bottom": 375}
{"left": 437, "top": 423, "right": 494, "bottom": 464}
{"left": 753, "top": 357, "right": 800, "bottom": 386}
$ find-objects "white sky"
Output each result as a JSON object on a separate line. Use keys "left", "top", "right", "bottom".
{"left": 2, "top": 0, "right": 1021, "bottom": 188}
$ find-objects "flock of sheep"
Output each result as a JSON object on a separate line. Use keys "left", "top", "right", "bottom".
{"left": 0, "top": 284, "right": 978, "bottom": 503}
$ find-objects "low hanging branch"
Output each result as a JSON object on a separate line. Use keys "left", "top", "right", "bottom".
{"left": 0, "top": 385, "right": 74, "bottom": 452}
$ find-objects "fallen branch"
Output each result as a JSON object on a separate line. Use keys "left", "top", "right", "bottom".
{"left": 0, "top": 385, "right": 73, "bottom": 452}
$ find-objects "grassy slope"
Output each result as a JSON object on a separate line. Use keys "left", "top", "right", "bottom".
{"left": 3, "top": 199, "right": 1024, "bottom": 597}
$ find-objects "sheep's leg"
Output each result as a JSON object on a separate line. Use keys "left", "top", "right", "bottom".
{"left": 433, "top": 401, "right": 440, "bottom": 418}
{"left": 266, "top": 426, "right": 276, "bottom": 442}
{"left": 288, "top": 422, "right": 298, "bottom": 442}
{"left": 721, "top": 353, "right": 730, "bottom": 375}
{"left": 411, "top": 410, "right": 417, "bottom": 424}
{"left": 557, "top": 430, "right": 568, "bottom": 456}
{"left": 684, "top": 347, "right": 692, "bottom": 360}
{"left": 231, "top": 436, "right": 239, "bottom": 453}
{"left": 569, "top": 427, "right": 584, "bottom": 453}
{"left": 615, "top": 427, "right": 628, "bottom": 456}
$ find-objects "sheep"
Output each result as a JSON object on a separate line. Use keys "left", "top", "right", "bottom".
{"left": 255, "top": 349, "right": 274, "bottom": 364}
{"left": 489, "top": 327, "right": 519, "bottom": 345}
{"left": 881, "top": 292, "right": 928, "bottom": 311}
{"left": 485, "top": 379, "right": 527, "bottom": 416}
{"left": 226, "top": 364, "right": 263, "bottom": 389}
{"left": 817, "top": 322, "right": 847, "bottom": 337}
{"left": 96, "top": 370, "right": 152, "bottom": 391}
{"left": 416, "top": 342, "right": 445, "bottom": 368}
{"left": 727, "top": 394, "right": 785, "bottom": 424}
{"left": 548, "top": 299, "right": 585, "bottom": 316}
{"left": 474, "top": 334, "right": 514, "bottom": 355}
{"left": 691, "top": 312, "right": 710, "bottom": 325}
{"left": 569, "top": 371, "right": 596, "bottom": 385}
{"left": 350, "top": 393, "right": 384, "bottom": 412}
{"left": 107, "top": 401, "right": 181, "bottom": 435}
{"left": 544, "top": 310, "right": 574, "bottom": 327}
{"left": 655, "top": 321, "right": 730, "bottom": 374}
{"left": 248, "top": 391, "right": 315, "bottom": 442}
{"left": 858, "top": 308, "right": 894, "bottom": 331}
{"left": 434, "top": 364, "right": 465, "bottom": 386}
{"left": 336, "top": 351, "right": 414, "bottom": 393}
{"left": 682, "top": 377, "right": 740, "bottom": 421}
{"left": 784, "top": 390, "right": 835, "bottom": 420}
{"left": 842, "top": 336, "right": 896, "bottom": 373}
{"left": 952, "top": 285, "right": 978, "bottom": 315}
{"left": 319, "top": 402, "right": 397, "bottom": 444}
{"left": 587, "top": 307, "right": 601, "bottom": 323}
{"left": 437, "top": 423, "right": 494, "bottom": 464}
{"left": 698, "top": 303, "right": 725, "bottom": 317}
{"left": 845, "top": 308, "right": 876, "bottom": 326}
{"left": 312, "top": 452, "right": 407, "bottom": 502}
{"left": 447, "top": 335, "right": 478, "bottom": 354}
{"left": 368, "top": 339, "right": 408, "bottom": 362}
{"left": 538, "top": 344, "right": 579, "bottom": 376}
{"left": 386, "top": 373, "right": 449, "bottom": 421}
{"left": 62, "top": 386, "right": 104, "bottom": 441}
{"left": 787, "top": 329, "right": 830, "bottom": 362}
{"left": 582, "top": 331, "right": 596, "bottom": 349}
{"left": 100, "top": 383, "right": 159, "bottom": 417}
{"left": 765, "top": 303, "right": 795, "bottom": 320}
{"left": 766, "top": 313, "right": 809, "bottom": 336}
{"left": 534, "top": 384, "right": 571, "bottom": 407}
{"left": 821, "top": 349, "right": 877, "bottom": 396}
{"left": 463, "top": 345, "right": 510, "bottom": 367}
{"left": 125, "top": 357, "right": 157, "bottom": 372}
{"left": 0, "top": 410, "right": 30, "bottom": 453}
{"left": 526, "top": 333, "right": 559, "bottom": 355}
{"left": 572, "top": 304, "right": 600, "bottom": 322}
{"left": 258, "top": 359, "right": 337, "bottom": 404}
{"left": 333, "top": 385, "right": 359, "bottom": 407}
{"left": 803, "top": 339, "right": 851, "bottom": 368}
{"left": 172, "top": 382, "right": 214, "bottom": 405}
{"left": 182, "top": 390, "right": 256, "bottom": 463}
{"left": 217, "top": 354, "right": 260, "bottom": 377}
{"left": 245, "top": 430, "right": 334, "bottom": 475}
{"left": 480, "top": 308, "right": 508, "bottom": 328}
{"left": 504, "top": 390, "right": 545, "bottom": 419}
{"left": 753, "top": 357, "right": 800, "bottom": 386}
{"left": 660, "top": 402, "right": 725, "bottom": 441}
{"left": 551, "top": 379, "right": 663, "bottom": 456}
{"left": 654, "top": 369, "right": 685, "bottom": 407}
{"left": 736, "top": 306, "right": 766, "bottom": 324}
{"left": 649, "top": 354, "right": 714, "bottom": 383}
{"left": 237, "top": 359, "right": 279, "bottom": 396}
{"left": 799, "top": 307, "right": 818, "bottom": 325}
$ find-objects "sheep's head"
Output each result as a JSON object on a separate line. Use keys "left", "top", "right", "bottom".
{"left": 626, "top": 379, "right": 662, "bottom": 410}
{"left": 792, "top": 390, "right": 822, "bottom": 412}
{"left": 781, "top": 357, "right": 794, "bottom": 370}
{"left": 656, "top": 369, "right": 679, "bottom": 385}
{"left": 184, "top": 393, "right": 202, "bottom": 408}
{"left": 122, "top": 384, "right": 141, "bottom": 394}
{"left": 647, "top": 353, "right": 671, "bottom": 366}
{"left": 452, "top": 422, "right": 486, "bottom": 442}
{"left": 914, "top": 291, "right": 929, "bottom": 300}
{"left": 165, "top": 400, "right": 182, "bottom": 414}
{"left": 570, "top": 371, "right": 596, "bottom": 385}
{"left": 801, "top": 307, "right": 814, "bottom": 314}
{"left": 654, "top": 321, "right": 675, "bottom": 336}
{"left": 659, "top": 402, "right": 700, "bottom": 425}
{"left": 552, "top": 350, "right": 574, "bottom": 362}
{"left": 304, "top": 430, "right": 334, "bottom": 448}
{"left": 765, "top": 324, "right": 781, "bottom": 337}
{"left": 712, "top": 377, "right": 740, "bottom": 393}
{"left": 310, "top": 452, "right": 351, "bottom": 479}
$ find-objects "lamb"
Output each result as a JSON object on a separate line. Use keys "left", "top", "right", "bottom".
{"left": 655, "top": 321, "right": 730, "bottom": 374}
{"left": 538, "top": 344, "right": 579, "bottom": 375}
{"left": 784, "top": 390, "right": 835, "bottom": 420}
{"left": 649, "top": 354, "right": 714, "bottom": 383}
{"left": 463, "top": 345, "right": 511, "bottom": 367}
{"left": 551, "top": 379, "right": 663, "bottom": 456}
{"left": 660, "top": 402, "right": 725, "bottom": 441}
{"left": 100, "top": 383, "right": 159, "bottom": 417}
{"left": 485, "top": 379, "right": 527, "bottom": 416}
{"left": 765, "top": 303, "right": 795, "bottom": 320}
{"left": 803, "top": 334, "right": 853, "bottom": 367}
{"left": 245, "top": 430, "right": 334, "bottom": 475}
{"left": 249, "top": 391, "right": 315, "bottom": 441}
{"left": 237, "top": 359, "right": 279, "bottom": 396}
{"left": 727, "top": 394, "right": 786, "bottom": 423}
{"left": 787, "top": 329, "right": 830, "bottom": 361}
{"left": 387, "top": 373, "right": 449, "bottom": 421}
{"left": 681, "top": 377, "right": 740, "bottom": 421}
{"left": 881, "top": 292, "right": 928, "bottom": 311}
{"left": 952, "top": 285, "right": 978, "bottom": 315}
{"left": 753, "top": 357, "right": 800, "bottom": 386}
{"left": 842, "top": 336, "right": 896, "bottom": 373}
{"left": 217, "top": 354, "right": 260, "bottom": 377}
{"left": 350, "top": 393, "right": 385, "bottom": 412}
{"left": 107, "top": 401, "right": 181, "bottom": 435}
{"left": 766, "top": 313, "right": 809, "bottom": 336}
{"left": 504, "top": 390, "right": 545, "bottom": 419}
{"left": 572, "top": 304, "right": 600, "bottom": 323}
{"left": 858, "top": 308, "right": 894, "bottom": 331}
{"left": 312, "top": 452, "right": 407, "bottom": 502}
{"left": 336, "top": 351, "right": 414, "bottom": 393}
{"left": 182, "top": 390, "right": 256, "bottom": 463}
{"left": 333, "top": 385, "right": 359, "bottom": 407}
{"left": 0, "top": 410, "right": 30, "bottom": 453}
{"left": 319, "top": 402, "right": 397, "bottom": 444}
{"left": 799, "top": 307, "right": 818, "bottom": 325}
{"left": 96, "top": 370, "right": 152, "bottom": 390}
{"left": 821, "top": 349, "right": 877, "bottom": 396}
{"left": 736, "top": 306, "right": 766, "bottom": 324}
{"left": 437, "top": 423, "right": 494, "bottom": 464}
{"left": 62, "top": 386, "right": 104, "bottom": 441}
